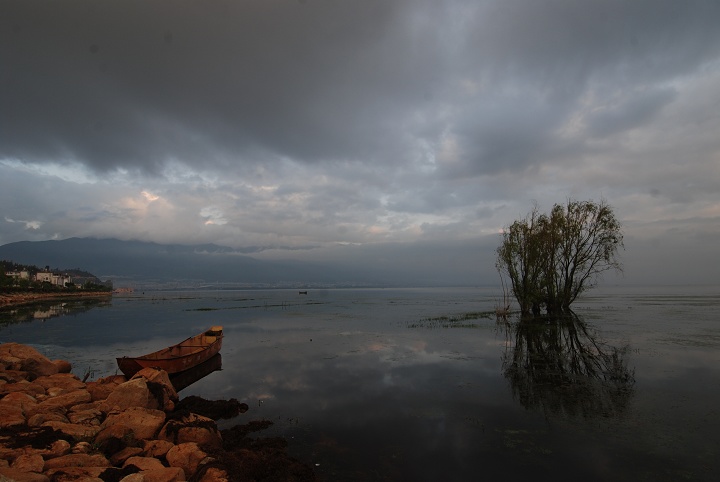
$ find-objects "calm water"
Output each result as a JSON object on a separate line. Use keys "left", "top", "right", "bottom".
{"left": 1, "top": 286, "right": 719, "bottom": 481}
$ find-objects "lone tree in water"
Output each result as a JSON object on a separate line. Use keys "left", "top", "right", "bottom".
{"left": 496, "top": 199, "right": 623, "bottom": 316}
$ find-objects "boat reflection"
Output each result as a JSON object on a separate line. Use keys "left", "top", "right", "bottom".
{"left": 169, "top": 353, "right": 223, "bottom": 392}
{"left": 501, "top": 312, "right": 635, "bottom": 418}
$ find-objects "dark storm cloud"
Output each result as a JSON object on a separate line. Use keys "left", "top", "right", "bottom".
{"left": 2, "top": 0, "right": 720, "bottom": 286}
{"left": 1, "top": 0, "right": 449, "bottom": 173}
{"left": 4, "top": 0, "right": 717, "bottom": 176}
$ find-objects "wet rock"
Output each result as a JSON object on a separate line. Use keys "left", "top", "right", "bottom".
{"left": 159, "top": 412, "right": 222, "bottom": 450}
{"left": 101, "top": 407, "right": 166, "bottom": 441}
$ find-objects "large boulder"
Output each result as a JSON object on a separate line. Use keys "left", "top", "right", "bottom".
{"left": 165, "top": 443, "right": 209, "bottom": 480}
{"left": 10, "top": 453, "right": 45, "bottom": 473}
{"left": 101, "top": 378, "right": 158, "bottom": 412}
{"left": 131, "top": 368, "right": 178, "bottom": 412}
{"left": 0, "top": 380, "right": 45, "bottom": 398}
{"left": 86, "top": 375, "right": 127, "bottom": 402}
{"left": 0, "top": 343, "right": 58, "bottom": 379}
{"left": 100, "top": 407, "right": 166, "bottom": 441}
{"left": 131, "top": 467, "right": 186, "bottom": 482}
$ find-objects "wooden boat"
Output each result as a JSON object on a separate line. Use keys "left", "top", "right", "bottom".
{"left": 116, "top": 326, "right": 223, "bottom": 377}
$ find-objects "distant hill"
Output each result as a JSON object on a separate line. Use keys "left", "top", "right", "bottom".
{"left": 0, "top": 238, "right": 378, "bottom": 289}
{"left": 0, "top": 237, "right": 491, "bottom": 289}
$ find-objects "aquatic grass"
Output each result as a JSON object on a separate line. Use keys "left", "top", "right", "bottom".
{"left": 406, "top": 311, "right": 494, "bottom": 328}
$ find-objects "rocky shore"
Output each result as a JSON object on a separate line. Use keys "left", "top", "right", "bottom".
{"left": 0, "top": 343, "right": 316, "bottom": 482}
{"left": 0, "top": 292, "right": 112, "bottom": 308}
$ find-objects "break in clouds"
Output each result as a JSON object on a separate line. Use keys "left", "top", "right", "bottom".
{"left": 1, "top": 0, "right": 719, "bottom": 285}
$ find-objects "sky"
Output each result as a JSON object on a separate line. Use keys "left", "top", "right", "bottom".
{"left": 1, "top": 0, "right": 719, "bottom": 286}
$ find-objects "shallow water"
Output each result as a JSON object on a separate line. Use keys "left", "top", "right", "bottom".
{"left": 1, "top": 286, "right": 719, "bottom": 481}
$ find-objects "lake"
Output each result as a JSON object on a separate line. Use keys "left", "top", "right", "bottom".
{"left": 1, "top": 286, "right": 719, "bottom": 481}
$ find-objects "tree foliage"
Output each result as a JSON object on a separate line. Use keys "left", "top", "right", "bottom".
{"left": 496, "top": 199, "right": 623, "bottom": 316}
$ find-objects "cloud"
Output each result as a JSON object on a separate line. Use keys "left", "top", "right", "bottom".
{"left": 1, "top": 0, "right": 719, "bottom": 285}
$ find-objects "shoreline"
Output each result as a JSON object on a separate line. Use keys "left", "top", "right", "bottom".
{"left": 0, "top": 291, "right": 113, "bottom": 307}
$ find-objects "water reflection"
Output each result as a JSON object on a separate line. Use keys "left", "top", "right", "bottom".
{"left": 170, "top": 353, "right": 223, "bottom": 392}
{"left": 0, "top": 298, "right": 112, "bottom": 325}
{"left": 501, "top": 312, "right": 635, "bottom": 418}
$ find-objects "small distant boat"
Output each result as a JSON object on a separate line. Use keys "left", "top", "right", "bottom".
{"left": 117, "top": 326, "right": 224, "bottom": 377}
{"left": 299, "top": 291, "right": 308, "bottom": 295}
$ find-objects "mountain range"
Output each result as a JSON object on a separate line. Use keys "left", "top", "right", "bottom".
{"left": 0, "top": 238, "right": 490, "bottom": 289}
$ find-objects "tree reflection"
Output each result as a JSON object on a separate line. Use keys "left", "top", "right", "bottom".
{"left": 501, "top": 312, "right": 635, "bottom": 418}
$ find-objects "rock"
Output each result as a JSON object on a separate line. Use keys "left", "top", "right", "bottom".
{"left": 135, "top": 467, "right": 186, "bottom": 482}
{"left": 165, "top": 443, "right": 208, "bottom": 479}
{"left": 102, "top": 378, "right": 158, "bottom": 412}
{"left": 158, "top": 413, "right": 222, "bottom": 450}
{"left": 95, "top": 423, "right": 137, "bottom": 455}
{"left": 86, "top": 375, "right": 127, "bottom": 402}
{"left": 198, "top": 467, "right": 229, "bottom": 482}
{"left": 0, "top": 403, "right": 25, "bottom": 427}
{"left": 0, "top": 343, "right": 58, "bottom": 379}
{"left": 0, "top": 391, "right": 38, "bottom": 414}
{"left": 40, "top": 421, "right": 101, "bottom": 440}
{"left": 10, "top": 453, "right": 44, "bottom": 473}
{"left": 67, "top": 407, "right": 103, "bottom": 426}
{"left": 109, "top": 446, "right": 144, "bottom": 466}
{"left": 27, "top": 410, "right": 69, "bottom": 427}
{"left": 0, "top": 380, "right": 45, "bottom": 397}
{"left": 143, "top": 440, "right": 175, "bottom": 459}
{"left": 52, "top": 359, "right": 72, "bottom": 374}
{"left": 37, "top": 439, "right": 72, "bottom": 459}
{"left": 0, "top": 467, "right": 50, "bottom": 482}
{"left": 71, "top": 441, "right": 93, "bottom": 454}
{"left": 42, "top": 453, "right": 110, "bottom": 471}
{"left": 34, "top": 373, "right": 85, "bottom": 392}
{"left": 28, "top": 389, "right": 92, "bottom": 417}
{"left": 101, "top": 407, "right": 166, "bottom": 441}
{"left": 44, "top": 466, "right": 107, "bottom": 481}
{"left": 123, "top": 456, "right": 165, "bottom": 471}
{"left": 131, "top": 368, "right": 178, "bottom": 412}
